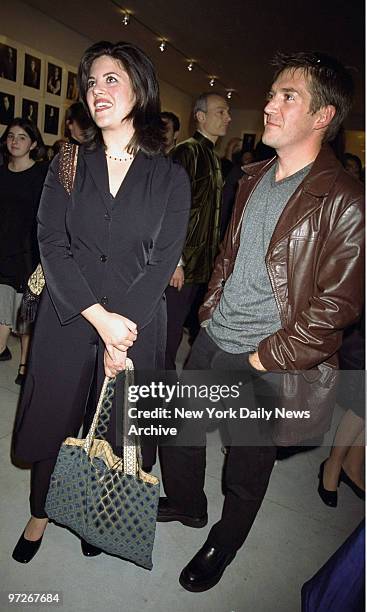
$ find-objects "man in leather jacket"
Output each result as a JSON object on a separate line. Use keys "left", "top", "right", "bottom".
{"left": 165, "top": 93, "right": 231, "bottom": 369}
{"left": 159, "top": 52, "right": 364, "bottom": 592}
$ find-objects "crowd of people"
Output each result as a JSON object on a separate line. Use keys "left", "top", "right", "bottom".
{"left": 0, "top": 40, "right": 364, "bottom": 599}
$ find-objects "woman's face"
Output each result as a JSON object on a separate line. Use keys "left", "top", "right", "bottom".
{"left": 86, "top": 55, "right": 136, "bottom": 132}
{"left": 6, "top": 126, "right": 36, "bottom": 159}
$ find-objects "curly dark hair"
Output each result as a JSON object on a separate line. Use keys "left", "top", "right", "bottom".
{"left": 78, "top": 40, "right": 165, "bottom": 155}
{"left": 271, "top": 51, "right": 354, "bottom": 142}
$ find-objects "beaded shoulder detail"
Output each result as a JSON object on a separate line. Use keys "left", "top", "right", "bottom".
{"left": 58, "top": 142, "right": 79, "bottom": 194}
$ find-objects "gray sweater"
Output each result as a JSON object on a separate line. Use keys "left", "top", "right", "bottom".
{"left": 207, "top": 162, "right": 311, "bottom": 353}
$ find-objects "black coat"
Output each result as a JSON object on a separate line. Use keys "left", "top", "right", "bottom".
{"left": 14, "top": 145, "right": 191, "bottom": 462}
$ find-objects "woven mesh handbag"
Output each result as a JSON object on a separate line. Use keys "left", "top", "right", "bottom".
{"left": 45, "top": 358, "right": 160, "bottom": 570}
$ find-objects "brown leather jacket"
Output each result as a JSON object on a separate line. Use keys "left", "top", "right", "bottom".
{"left": 199, "top": 145, "right": 364, "bottom": 372}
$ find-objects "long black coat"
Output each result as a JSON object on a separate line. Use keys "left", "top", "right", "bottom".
{"left": 14, "top": 145, "right": 191, "bottom": 462}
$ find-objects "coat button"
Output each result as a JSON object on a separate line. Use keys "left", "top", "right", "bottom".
{"left": 104, "top": 213, "right": 110, "bottom": 221}
{"left": 100, "top": 296, "right": 108, "bottom": 305}
{"left": 100, "top": 254, "right": 107, "bottom": 262}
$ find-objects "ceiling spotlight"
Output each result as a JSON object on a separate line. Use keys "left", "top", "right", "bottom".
{"left": 187, "top": 62, "right": 194, "bottom": 71}
{"left": 159, "top": 40, "right": 167, "bottom": 52}
{"left": 122, "top": 12, "right": 130, "bottom": 26}
{"left": 226, "top": 90, "right": 233, "bottom": 99}
{"left": 209, "top": 78, "right": 215, "bottom": 87}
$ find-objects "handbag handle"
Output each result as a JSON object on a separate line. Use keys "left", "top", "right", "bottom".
{"left": 83, "top": 358, "right": 140, "bottom": 476}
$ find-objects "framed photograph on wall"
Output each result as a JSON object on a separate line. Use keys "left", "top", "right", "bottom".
{"left": 22, "top": 98, "right": 39, "bottom": 126}
{"left": 0, "top": 43, "right": 17, "bottom": 82}
{"left": 66, "top": 71, "right": 78, "bottom": 101}
{"left": 44, "top": 103, "right": 59, "bottom": 135}
{"left": 0, "top": 91, "right": 15, "bottom": 125}
{"left": 46, "top": 62, "right": 62, "bottom": 96}
{"left": 24, "top": 53, "right": 41, "bottom": 89}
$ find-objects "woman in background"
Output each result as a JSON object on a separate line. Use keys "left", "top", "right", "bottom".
{"left": 0, "top": 118, "right": 47, "bottom": 383}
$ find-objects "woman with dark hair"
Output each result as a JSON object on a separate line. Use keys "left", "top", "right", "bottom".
{"left": 12, "top": 41, "right": 190, "bottom": 563}
{"left": 0, "top": 118, "right": 47, "bottom": 383}
{"left": 64, "top": 101, "right": 92, "bottom": 144}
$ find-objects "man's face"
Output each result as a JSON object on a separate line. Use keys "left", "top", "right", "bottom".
{"left": 162, "top": 118, "right": 177, "bottom": 152}
{"left": 198, "top": 95, "right": 231, "bottom": 142}
{"left": 263, "top": 69, "right": 320, "bottom": 154}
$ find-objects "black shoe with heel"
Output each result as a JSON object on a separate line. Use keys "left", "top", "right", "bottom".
{"left": 318, "top": 460, "right": 339, "bottom": 507}
{"left": 340, "top": 468, "right": 365, "bottom": 500}
{"left": 81, "top": 538, "right": 102, "bottom": 557}
{"left": 15, "top": 364, "right": 26, "bottom": 385}
{"left": 0, "top": 346, "right": 11, "bottom": 361}
{"left": 12, "top": 531, "right": 43, "bottom": 563}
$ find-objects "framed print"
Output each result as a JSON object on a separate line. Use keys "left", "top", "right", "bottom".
{"left": 0, "top": 91, "right": 15, "bottom": 125}
{"left": 46, "top": 62, "right": 62, "bottom": 96}
{"left": 66, "top": 71, "right": 78, "bottom": 101}
{"left": 44, "top": 104, "right": 59, "bottom": 135}
{"left": 22, "top": 98, "right": 39, "bottom": 126}
{"left": 24, "top": 53, "right": 41, "bottom": 89}
{"left": 0, "top": 43, "right": 17, "bottom": 81}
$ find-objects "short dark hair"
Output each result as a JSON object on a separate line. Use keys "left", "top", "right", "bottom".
{"left": 271, "top": 51, "right": 354, "bottom": 142}
{"left": 65, "top": 101, "right": 92, "bottom": 134}
{"left": 1, "top": 117, "right": 45, "bottom": 160}
{"left": 78, "top": 40, "right": 164, "bottom": 155}
{"left": 160, "top": 111, "right": 180, "bottom": 133}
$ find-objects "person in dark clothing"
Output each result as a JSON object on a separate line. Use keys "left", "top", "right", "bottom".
{"left": 64, "top": 101, "right": 93, "bottom": 144}
{"left": 159, "top": 51, "right": 363, "bottom": 593}
{"left": 165, "top": 93, "right": 231, "bottom": 370}
{"left": 0, "top": 118, "right": 47, "bottom": 383}
{"left": 11, "top": 40, "right": 190, "bottom": 564}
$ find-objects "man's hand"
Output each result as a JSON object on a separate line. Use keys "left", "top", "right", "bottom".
{"left": 249, "top": 351, "right": 266, "bottom": 371}
{"left": 169, "top": 265, "right": 185, "bottom": 291}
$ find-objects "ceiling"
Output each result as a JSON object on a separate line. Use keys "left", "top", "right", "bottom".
{"left": 24, "top": 0, "right": 364, "bottom": 126}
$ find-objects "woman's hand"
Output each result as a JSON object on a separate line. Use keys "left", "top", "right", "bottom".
{"left": 82, "top": 304, "right": 137, "bottom": 351}
{"left": 104, "top": 346, "right": 126, "bottom": 377}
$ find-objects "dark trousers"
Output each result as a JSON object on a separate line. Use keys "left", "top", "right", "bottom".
{"left": 160, "top": 329, "right": 277, "bottom": 553}
{"left": 165, "top": 283, "right": 205, "bottom": 370}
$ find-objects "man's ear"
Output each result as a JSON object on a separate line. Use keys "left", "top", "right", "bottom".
{"left": 314, "top": 104, "right": 336, "bottom": 131}
{"left": 196, "top": 110, "right": 206, "bottom": 126}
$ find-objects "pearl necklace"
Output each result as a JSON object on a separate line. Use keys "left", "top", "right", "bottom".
{"left": 105, "top": 150, "right": 134, "bottom": 163}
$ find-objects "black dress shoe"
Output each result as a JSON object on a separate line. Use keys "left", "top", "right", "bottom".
{"left": 0, "top": 346, "right": 11, "bottom": 361}
{"left": 157, "top": 497, "right": 208, "bottom": 528}
{"left": 81, "top": 538, "right": 102, "bottom": 557}
{"left": 340, "top": 467, "right": 365, "bottom": 500}
{"left": 12, "top": 531, "right": 43, "bottom": 563}
{"left": 179, "top": 542, "right": 236, "bottom": 592}
{"left": 317, "top": 460, "right": 338, "bottom": 507}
